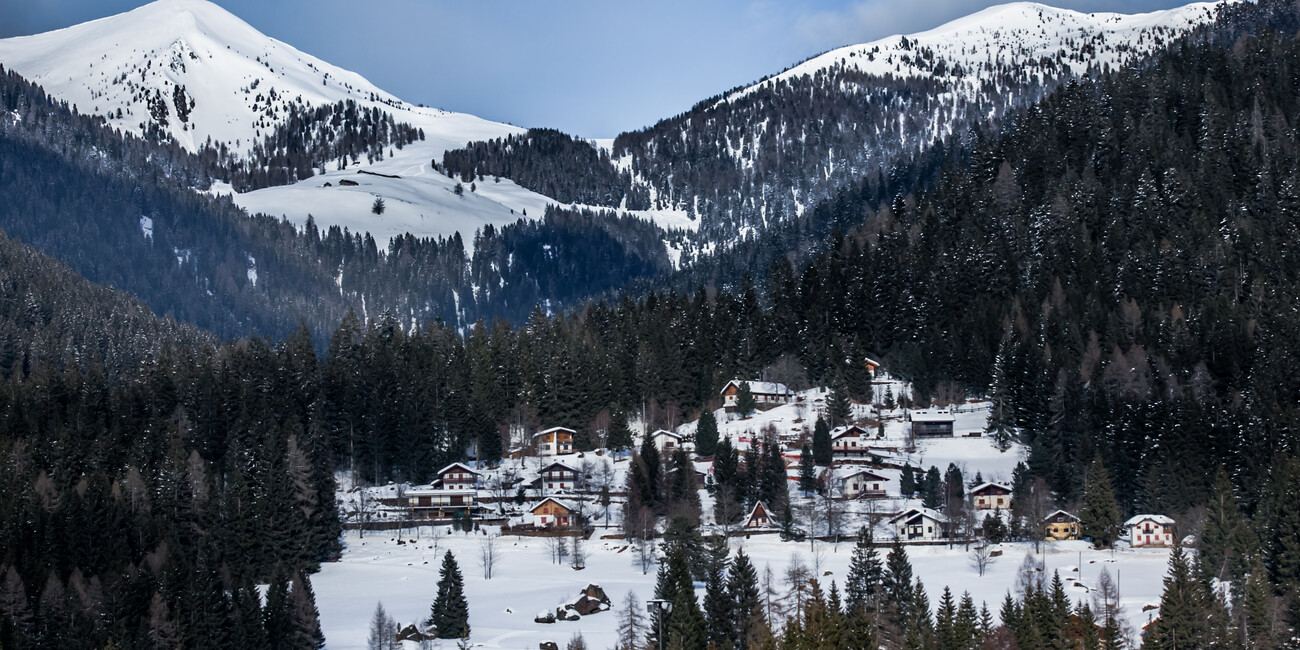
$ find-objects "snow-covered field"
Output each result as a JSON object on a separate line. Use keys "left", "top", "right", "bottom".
{"left": 315, "top": 528, "right": 1171, "bottom": 649}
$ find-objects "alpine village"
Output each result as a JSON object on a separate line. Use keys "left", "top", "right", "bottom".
{"left": 0, "top": 0, "right": 1298, "bottom": 648}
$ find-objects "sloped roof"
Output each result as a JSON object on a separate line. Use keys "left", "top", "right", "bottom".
{"left": 538, "top": 461, "right": 581, "bottom": 474}
{"left": 1125, "top": 514, "right": 1174, "bottom": 526}
{"left": 650, "top": 429, "right": 682, "bottom": 440}
{"left": 532, "top": 497, "right": 577, "bottom": 514}
{"left": 721, "top": 380, "right": 792, "bottom": 396}
{"left": 910, "top": 409, "right": 956, "bottom": 423}
{"left": 889, "top": 506, "right": 946, "bottom": 524}
{"left": 841, "top": 468, "right": 888, "bottom": 482}
{"left": 830, "top": 425, "right": 870, "bottom": 440}
{"left": 1044, "top": 509, "right": 1080, "bottom": 522}
{"left": 436, "top": 462, "right": 479, "bottom": 477}
{"left": 970, "top": 482, "right": 1012, "bottom": 494}
{"left": 533, "top": 426, "right": 577, "bottom": 438}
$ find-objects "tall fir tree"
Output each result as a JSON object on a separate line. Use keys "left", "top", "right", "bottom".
{"left": 812, "top": 416, "right": 833, "bottom": 466}
{"left": 428, "top": 551, "right": 470, "bottom": 639}
{"left": 798, "top": 444, "right": 817, "bottom": 495}
{"left": 695, "top": 408, "right": 719, "bottom": 457}
{"left": 844, "top": 526, "right": 883, "bottom": 616}
{"left": 1080, "top": 456, "right": 1121, "bottom": 548}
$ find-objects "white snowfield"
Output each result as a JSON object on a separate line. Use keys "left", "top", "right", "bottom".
{"left": 0, "top": 0, "right": 696, "bottom": 244}
{"left": 726, "top": 1, "right": 1227, "bottom": 105}
{"left": 314, "top": 530, "right": 1173, "bottom": 649}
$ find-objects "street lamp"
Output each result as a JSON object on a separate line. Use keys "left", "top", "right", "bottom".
{"left": 646, "top": 598, "right": 672, "bottom": 650}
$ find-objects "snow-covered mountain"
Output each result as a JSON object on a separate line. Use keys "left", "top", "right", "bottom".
{"left": 0, "top": 0, "right": 697, "bottom": 243}
{"left": 726, "top": 2, "right": 1223, "bottom": 106}
{"left": 598, "top": 1, "right": 1230, "bottom": 261}
{"left": 0, "top": 0, "right": 514, "bottom": 156}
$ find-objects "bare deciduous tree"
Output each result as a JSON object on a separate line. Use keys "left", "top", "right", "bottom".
{"left": 970, "top": 542, "right": 995, "bottom": 577}
{"left": 633, "top": 539, "right": 656, "bottom": 575}
{"left": 479, "top": 534, "right": 499, "bottom": 579}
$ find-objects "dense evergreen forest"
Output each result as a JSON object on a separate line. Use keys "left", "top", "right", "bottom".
{"left": 442, "top": 128, "right": 650, "bottom": 209}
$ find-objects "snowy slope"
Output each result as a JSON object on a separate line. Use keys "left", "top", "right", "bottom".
{"left": 727, "top": 1, "right": 1225, "bottom": 105}
{"left": 0, "top": 0, "right": 694, "bottom": 243}
{"left": 0, "top": 0, "right": 517, "bottom": 156}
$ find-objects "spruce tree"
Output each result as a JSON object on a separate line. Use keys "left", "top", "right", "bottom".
{"left": 289, "top": 573, "right": 326, "bottom": 650}
{"left": 812, "top": 416, "right": 833, "bottom": 466}
{"left": 798, "top": 444, "right": 817, "bottom": 495}
{"left": 1080, "top": 456, "right": 1121, "bottom": 548}
{"left": 428, "top": 551, "right": 470, "bottom": 639}
{"left": 883, "top": 540, "right": 914, "bottom": 625}
{"left": 844, "top": 526, "right": 883, "bottom": 616}
{"left": 1145, "top": 543, "right": 1210, "bottom": 649}
{"left": 736, "top": 382, "right": 757, "bottom": 417}
{"left": 607, "top": 409, "right": 633, "bottom": 452}
{"left": 900, "top": 463, "right": 917, "bottom": 497}
{"left": 701, "top": 549, "right": 731, "bottom": 649}
{"left": 727, "top": 549, "right": 761, "bottom": 650}
{"left": 695, "top": 409, "right": 719, "bottom": 457}
{"left": 828, "top": 380, "right": 853, "bottom": 426}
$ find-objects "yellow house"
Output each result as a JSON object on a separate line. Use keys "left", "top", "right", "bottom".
{"left": 1043, "top": 509, "right": 1081, "bottom": 540}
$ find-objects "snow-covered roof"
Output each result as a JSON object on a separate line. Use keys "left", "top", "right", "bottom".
{"left": 1125, "top": 514, "right": 1174, "bottom": 526}
{"left": 830, "top": 425, "right": 869, "bottom": 440}
{"left": 650, "top": 429, "right": 682, "bottom": 440}
{"left": 406, "top": 488, "right": 477, "bottom": 497}
{"left": 910, "top": 409, "right": 956, "bottom": 423}
{"left": 970, "top": 482, "right": 1012, "bottom": 494}
{"left": 864, "top": 357, "right": 882, "bottom": 368}
{"left": 722, "top": 380, "right": 792, "bottom": 396}
{"left": 532, "top": 497, "right": 577, "bottom": 513}
{"left": 436, "top": 462, "right": 479, "bottom": 476}
{"left": 890, "top": 507, "right": 946, "bottom": 524}
{"left": 533, "top": 426, "right": 576, "bottom": 438}
{"left": 746, "top": 500, "right": 771, "bottom": 522}
{"left": 1045, "top": 509, "right": 1080, "bottom": 522}
{"left": 840, "top": 468, "right": 888, "bottom": 481}
{"left": 538, "top": 462, "right": 580, "bottom": 474}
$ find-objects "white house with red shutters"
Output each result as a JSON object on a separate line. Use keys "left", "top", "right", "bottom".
{"left": 434, "top": 462, "right": 479, "bottom": 491}
{"left": 1125, "top": 514, "right": 1175, "bottom": 547}
{"left": 970, "top": 482, "right": 1013, "bottom": 510}
{"left": 838, "top": 469, "right": 889, "bottom": 499}
{"left": 830, "top": 426, "right": 874, "bottom": 457}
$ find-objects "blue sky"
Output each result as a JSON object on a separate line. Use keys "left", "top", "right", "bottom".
{"left": 2, "top": 0, "right": 1189, "bottom": 137}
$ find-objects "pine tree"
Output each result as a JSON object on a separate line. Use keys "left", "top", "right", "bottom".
{"left": 1145, "top": 543, "right": 1210, "bottom": 649}
{"left": 736, "top": 382, "right": 757, "bottom": 417}
{"left": 702, "top": 548, "right": 732, "bottom": 649}
{"left": 934, "top": 587, "right": 958, "bottom": 650}
{"left": 798, "top": 444, "right": 817, "bottom": 495}
{"left": 696, "top": 409, "right": 719, "bottom": 457}
{"left": 883, "top": 539, "right": 914, "bottom": 626}
{"left": 727, "top": 549, "right": 761, "bottom": 650}
{"left": 289, "top": 573, "right": 326, "bottom": 649}
{"left": 900, "top": 463, "right": 917, "bottom": 497}
{"left": 812, "top": 416, "right": 833, "bottom": 466}
{"left": 828, "top": 380, "right": 853, "bottom": 426}
{"left": 1080, "top": 456, "right": 1121, "bottom": 548}
{"left": 428, "top": 551, "right": 470, "bottom": 639}
{"left": 608, "top": 409, "right": 634, "bottom": 452}
{"left": 844, "top": 526, "right": 883, "bottom": 616}
{"left": 371, "top": 197, "right": 385, "bottom": 215}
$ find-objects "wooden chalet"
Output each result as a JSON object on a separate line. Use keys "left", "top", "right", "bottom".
{"left": 891, "top": 507, "right": 946, "bottom": 541}
{"left": 532, "top": 497, "right": 578, "bottom": 528}
{"left": 1125, "top": 514, "right": 1174, "bottom": 547}
{"left": 970, "top": 482, "right": 1013, "bottom": 510}
{"left": 744, "top": 501, "right": 774, "bottom": 529}
{"left": 830, "top": 425, "right": 873, "bottom": 456}
{"left": 909, "top": 410, "right": 956, "bottom": 438}
{"left": 720, "top": 380, "right": 793, "bottom": 412}
{"left": 534, "top": 462, "right": 581, "bottom": 493}
{"left": 1043, "top": 510, "right": 1081, "bottom": 540}
{"left": 405, "top": 488, "right": 476, "bottom": 520}
{"left": 433, "top": 462, "right": 479, "bottom": 491}
{"left": 532, "top": 426, "right": 575, "bottom": 457}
